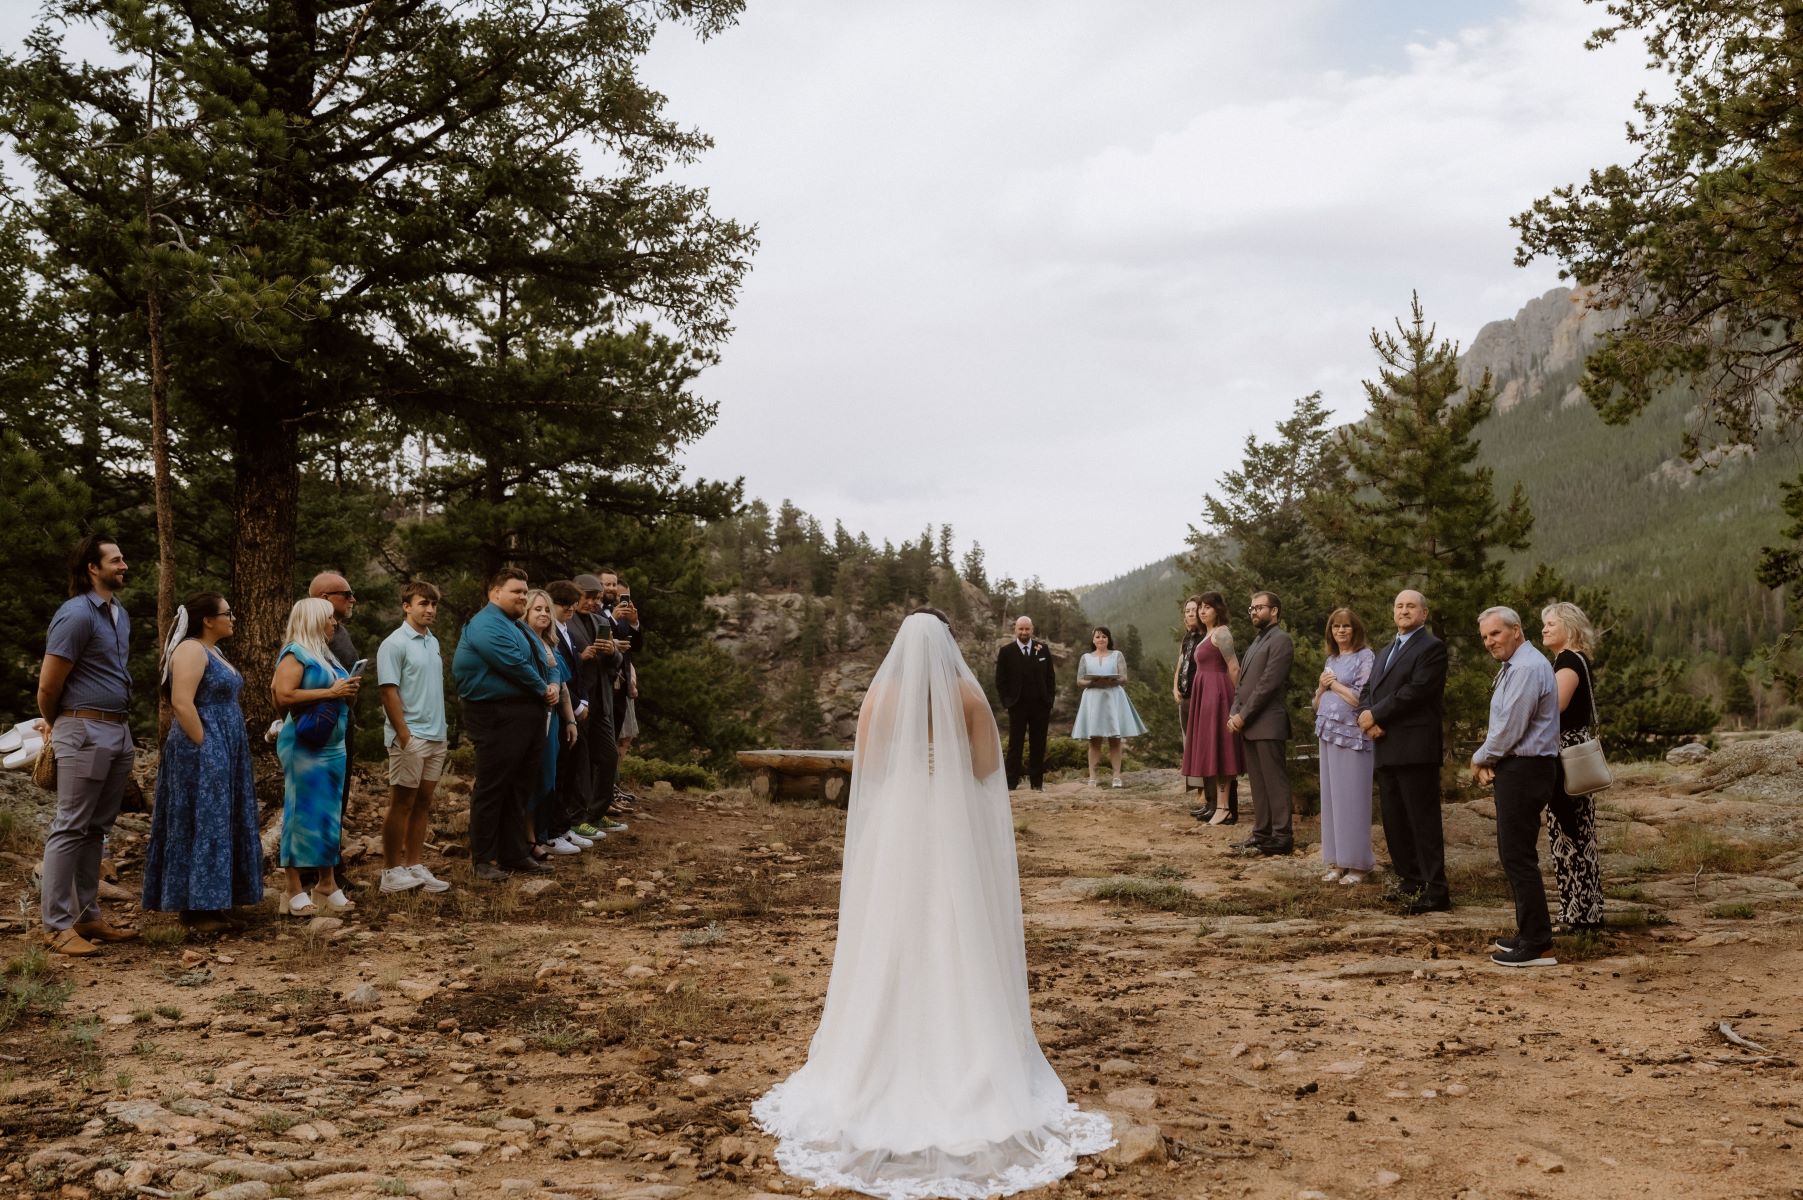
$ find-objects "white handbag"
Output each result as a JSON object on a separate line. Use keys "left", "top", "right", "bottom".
{"left": 1557, "top": 654, "right": 1613, "bottom": 795}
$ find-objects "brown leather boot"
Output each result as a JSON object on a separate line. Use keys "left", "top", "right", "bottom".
{"left": 72, "top": 918, "right": 139, "bottom": 943}
{"left": 39, "top": 928, "right": 100, "bottom": 956}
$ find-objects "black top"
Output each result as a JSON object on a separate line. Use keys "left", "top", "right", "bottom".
{"left": 1554, "top": 649, "right": 1594, "bottom": 735}
{"left": 1177, "top": 631, "right": 1203, "bottom": 699}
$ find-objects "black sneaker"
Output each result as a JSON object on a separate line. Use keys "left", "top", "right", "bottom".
{"left": 1492, "top": 935, "right": 1520, "bottom": 953}
{"left": 473, "top": 863, "right": 511, "bottom": 883}
{"left": 1490, "top": 943, "right": 1557, "bottom": 968}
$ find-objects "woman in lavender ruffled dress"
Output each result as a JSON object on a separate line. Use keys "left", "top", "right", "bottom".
{"left": 1312, "top": 608, "right": 1377, "bottom": 885}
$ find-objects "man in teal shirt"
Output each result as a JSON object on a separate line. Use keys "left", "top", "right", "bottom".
{"left": 452, "top": 568, "right": 556, "bottom": 880}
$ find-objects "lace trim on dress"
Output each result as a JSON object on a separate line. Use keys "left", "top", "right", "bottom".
{"left": 751, "top": 1080, "right": 1115, "bottom": 1200}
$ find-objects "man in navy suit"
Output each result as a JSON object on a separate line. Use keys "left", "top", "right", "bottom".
{"left": 1358, "top": 589, "right": 1451, "bottom": 913}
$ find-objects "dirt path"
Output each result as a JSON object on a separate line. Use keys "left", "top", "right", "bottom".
{"left": 2, "top": 764, "right": 1800, "bottom": 1200}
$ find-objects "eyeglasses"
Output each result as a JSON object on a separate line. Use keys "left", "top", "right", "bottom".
{"left": 214, "top": 610, "right": 235, "bottom": 619}
{"left": 322, "top": 590, "right": 355, "bottom": 599}
{"left": 1248, "top": 604, "right": 1273, "bottom": 613}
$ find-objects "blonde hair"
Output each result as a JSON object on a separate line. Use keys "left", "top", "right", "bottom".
{"left": 1541, "top": 601, "right": 1598, "bottom": 654}
{"left": 283, "top": 597, "right": 336, "bottom": 664}
{"left": 523, "top": 588, "right": 559, "bottom": 666}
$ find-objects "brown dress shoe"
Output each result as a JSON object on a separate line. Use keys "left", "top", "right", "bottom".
{"left": 72, "top": 919, "right": 139, "bottom": 943}
{"left": 40, "top": 928, "right": 100, "bottom": 956}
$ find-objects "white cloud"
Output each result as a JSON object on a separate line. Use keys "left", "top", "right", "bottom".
{"left": 644, "top": 0, "right": 1654, "bottom": 591}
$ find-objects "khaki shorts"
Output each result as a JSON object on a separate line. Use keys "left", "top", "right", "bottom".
{"left": 387, "top": 738, "right": 448, "bottom": 788}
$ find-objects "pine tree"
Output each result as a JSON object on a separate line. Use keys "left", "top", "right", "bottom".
{"left": 1324, "top": 295, "right": 1535, "bottom": 740}
{"left": 960, "top": 541, "right": 989, "bottom": 592}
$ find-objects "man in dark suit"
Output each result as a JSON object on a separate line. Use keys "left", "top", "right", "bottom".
{"left": 1229, "top": 590, "right": 1295, "bottom": 856}
{"left": 994, "top": 615, "right": 1056, "bottom": 791}
{"left": 1357, "top": 589, "right": 1451, "bottom": 913}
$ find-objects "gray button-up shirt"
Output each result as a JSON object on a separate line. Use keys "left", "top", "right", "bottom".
{"left": 1471, "top": 640, "right": 1560, "bottom": 766}
{"left": 44, "top": 591, "right": 133, "bottom": 712}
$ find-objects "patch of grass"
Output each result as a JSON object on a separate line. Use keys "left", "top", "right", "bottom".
{"left": 1445, "top": 861, "right": 1513, "bottom": 905}
{"left": 593, "top": 894, "right": 643, "bottom": 915}
{"left": 152, "top": 1003, "right": 182, "bottom": 1021}
{"left": 524, "top": 1010, "right": 593, "bottom": 1054}
{"left": 677, "top": 921, "right": 726, "bottom": 948}
{"left": 378, "top": 1180, "right": 408, "bottom": 1197}
{"left": 62, "top": 1018, "right": 103, "bottom": 1073}
{"left": 115, "top": 1071, "right": 132, "bottom": 1090}
{"left": 140, "top": 924, "right": 188, "bottom": 948}
{"left": 1088, "top": 875, "right": 1201, "bottom": 914}
{"left": 1604, "top": 883, "right": 1650, "bottom": 902}
{"left": 130, "top": 1009, "right": 156, "bottom": 1024}
{"left": 1145, "top": 863, "right": 1186, "bottom": 882}
{"left": 1707, "top": 901, "right": 1757, "bottom": 920}
{"left": 132, "top": 1039, "right": 162, "bottom": 1059}
{"left": 769, "top": 971, "right": 792, "bottom": 988}
{"left": 0, "top": 948, "right": 73, "bottom": 1033}
{"left": 1627, "top": 823, "right": 1777, "bottom": 877}
{"left": 1556, "top": 930, "right": 1614, "bottom": 961}
{"left": 255, "top": 1109, "right": 302, "bottom": 1134}
{"left": 592, "top": 978, "right": 773, "bottom": 1049}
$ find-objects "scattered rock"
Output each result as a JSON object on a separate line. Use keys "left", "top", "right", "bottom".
{"left": 623, "top": 964, "right": 656, "bottom": 980}
{"left": 1336, "top": 958, "right": 1439, "bottom": 978}
{"left": 345, "top": 982, "right": 381, "bottom": 1010}
{"left": 203, "top": 1184, "right": 273, "bottom": 1200}
{"left": 90, "top": 1171, "right": 122, "bottom": 1196}
{"left": 302, "top": 1173, "right": 385, "bottom": 1194}
{"left": 103, "top": 1100, "right": 227, "bottom": 1137}
{"left": 518, "top": 878, "right": 557, "bottom": 898}
{"left": 307, "top": 916, "right": 344, "bottom": 935}
{"left": 407, "top": 1183, "right": 455, "bottom": 1200}
{"left": 1100, "top": 1058, "right": 1138, "bottom": 1075}
{"left": 394, "top": 979, "right": 441, "bottom": 1002}
{"left": 1102, "top": 1120, "right": 1165, "bottom": 1166}
{"left": 715, "top": 1136, "right": 752, "bottom": 1164}
{"left": 1665, "top": 742, "right": 1710, "bottom": 765}
{"left": 1324, "top": 1059, "right": 1366, "bottom": 1075}
{"left": 1375, "top": 1169, "right": 1402, "bottom": 1187}
{"left": 1104, "top": 1087, "right": 1158, "bottom": 1112}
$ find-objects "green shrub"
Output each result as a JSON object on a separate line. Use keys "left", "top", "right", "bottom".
{"left": 446, "top": 742, "right": 477, "bottom": 777}
{"left": 620, "top": 756, "right": 717, "bottom": 791}
{"left": 1772, "top": 705, "right": 1803, "bottom": 729}
{"left": 1042, "top": 738, "right": 1089, "bottom": 773}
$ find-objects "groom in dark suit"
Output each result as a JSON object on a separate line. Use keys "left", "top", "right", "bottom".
{"left": 995, "top": 616, "right": 1056, "bottom": 791}
{"left": 1358, "top": 589, "right": 1451, "bottom": 913}
{"left": 1229, "top": 591, "right": 1295, "bottom": 856}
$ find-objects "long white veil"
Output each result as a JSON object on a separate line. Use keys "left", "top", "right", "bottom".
{"left": 752, "top": 612, "right": 1111, "bottom": 1200}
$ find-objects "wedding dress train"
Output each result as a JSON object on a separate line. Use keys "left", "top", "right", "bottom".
{"left": 753, "top": 612, "right": 1112, "bottom": 1199}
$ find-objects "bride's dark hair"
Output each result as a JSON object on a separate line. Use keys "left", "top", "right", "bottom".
{"left": 910, "top": 606, "right": 953, "bottom": 633}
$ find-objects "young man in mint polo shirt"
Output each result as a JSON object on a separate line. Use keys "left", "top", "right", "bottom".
{"left": 377, "top": 580, "right": 452, "bottom": 894}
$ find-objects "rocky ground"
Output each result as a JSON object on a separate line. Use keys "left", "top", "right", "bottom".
{"left": 1, "top": 743, "right": 1801, "bottom": 1200}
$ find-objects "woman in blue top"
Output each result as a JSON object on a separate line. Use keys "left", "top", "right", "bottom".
{"left": 525, "top": 589, "right": 578, "bottom": 859}
{"left": 272, "top": 597, "right": 360, "bottom": 916}
{"left": 1071, "top": 626, "right": 1147, "bottom": 788}
{"left": 144, "top": 592, "right": 263, "bottom": 932}
{"left": 1313, "top": 607, "right": 1377, "bottom": 885}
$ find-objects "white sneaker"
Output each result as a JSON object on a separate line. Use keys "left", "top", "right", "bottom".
{"left": 1321, "top": 869, "right": 1342, "bottom": 883}
{"left": 564, "top": 831, "right": 594, "bottom": 848}
{"left": 408, "top": 864, "right": 451, "bottom": 894}
{"left": 380, "top": 866, "right": 423, "bottom": 893}
{"left": 548, "top": 837, "right": 582, "bottom": 856}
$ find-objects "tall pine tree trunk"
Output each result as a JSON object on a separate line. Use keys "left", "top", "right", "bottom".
{"left": 232, "top": 399, "right": 299, "bottom": 733}
{"left": 144, "top": 48, "right": 176, "bottom": 737}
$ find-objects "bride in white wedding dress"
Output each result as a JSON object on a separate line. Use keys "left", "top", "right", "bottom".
{"left": 752, "top": 610, "right": 1113, "bottom": 1199}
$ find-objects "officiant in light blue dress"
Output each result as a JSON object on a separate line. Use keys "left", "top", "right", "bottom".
{"left": 1071, "top": 627, "right": 1147, "bottom": 788}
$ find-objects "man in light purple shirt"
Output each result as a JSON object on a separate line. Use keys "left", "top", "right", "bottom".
{"left": 1471, "top": 606, "right": 1561, "bottom": 968}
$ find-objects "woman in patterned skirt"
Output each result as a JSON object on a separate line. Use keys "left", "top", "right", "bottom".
{"left": 1540, "top": 602, "right": 1606, "bottom": 933}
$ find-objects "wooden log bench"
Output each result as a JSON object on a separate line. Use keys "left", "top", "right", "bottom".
{"left": 737, "top": 749, "right": 855, "bottom": 807}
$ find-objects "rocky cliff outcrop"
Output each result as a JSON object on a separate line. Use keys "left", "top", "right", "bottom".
{"left": 1459, "top": 286, "right": 1622, "bottom": 413}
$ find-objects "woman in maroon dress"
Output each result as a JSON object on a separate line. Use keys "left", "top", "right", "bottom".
{"left": 1183, "top": 592, "right": 1244, "bottom": 825}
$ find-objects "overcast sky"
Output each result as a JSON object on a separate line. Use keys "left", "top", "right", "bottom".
{"left": 1, "top": 2, "right": 1652, "bottom": 592}
{"left": 642, "top": 0, "right": 1651, "bottom": 589}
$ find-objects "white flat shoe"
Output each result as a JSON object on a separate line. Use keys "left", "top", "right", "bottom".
{"left": 313, "top": 888, "right": 354, "bottom": 911}
{"left": 285, "top": 892, "right": 317, "bottom": 916}
{"left": 1339, "top": 872, "right": 1365, "bottom": 886}
{"left": 1321, "top": 869, "right": 1342, "bottom": 883}
{"left": 1111, "top": 779, "right": 1124, "bottom": 789}
{"left": 549, "top": 837, "right": 581, "bottom": 856}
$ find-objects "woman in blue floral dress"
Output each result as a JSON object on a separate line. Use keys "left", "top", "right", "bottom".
{"left": 143, "top": 592, "right": 263, "bottom": 932}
